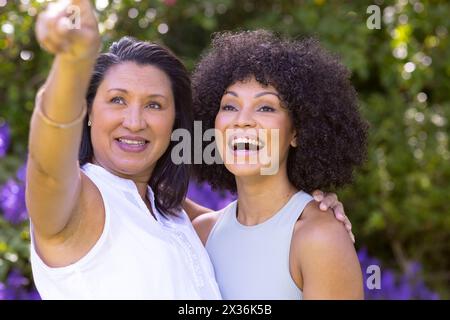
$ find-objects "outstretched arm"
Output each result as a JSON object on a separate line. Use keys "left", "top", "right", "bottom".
{"left": 26, "top": 0, "right": 100, "bottom": 239}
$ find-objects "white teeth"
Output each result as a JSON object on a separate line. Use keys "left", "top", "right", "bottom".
{"left": 231, "top": 137, "right": 264, "bottom": 149}
{"left": 118, "top": 138, "right": 146, "bottom": 145}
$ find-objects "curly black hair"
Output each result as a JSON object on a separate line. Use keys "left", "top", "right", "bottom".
{"left": 192, "top": 30, "right": 368, "bottom": 194}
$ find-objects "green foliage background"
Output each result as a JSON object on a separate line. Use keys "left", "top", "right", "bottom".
{"left": 0, "top": 0, "right": 449, "bottom": 298}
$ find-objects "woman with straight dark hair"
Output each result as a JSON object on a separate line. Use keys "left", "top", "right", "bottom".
{"left": 27, "top": 0, "right": 220, "bottom": 299}
{"left": 28, "top": 0, "right": 352, "bottom": 299}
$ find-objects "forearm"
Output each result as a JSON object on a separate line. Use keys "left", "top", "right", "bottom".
{"left": 26, "top": 55, "right": 96, "bottom": 237}
{"left": 29, "top": 55, "right": 96, "bottom": 179}
{"left": 44, "top": 55, "right": 94, "bottom": 121}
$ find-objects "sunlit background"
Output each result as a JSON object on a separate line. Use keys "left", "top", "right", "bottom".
{"left": 0, "top": 0, "right": 449, "bottom": 299}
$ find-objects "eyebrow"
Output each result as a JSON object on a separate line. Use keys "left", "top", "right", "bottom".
{"left": 224, "top": 90, "right": 280, "bottom": 99}
{"left": 107, "top": 88, "right": 167, "bottom": 100}
{"left": 254, "top": 91, "right": 280, "bottom": 99}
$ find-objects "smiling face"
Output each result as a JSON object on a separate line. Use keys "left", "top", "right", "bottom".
{"left": 89, "top": 62, "right": 175, "bottom": 180}
{"left": 214, "top": 77, "right": 297, "bottom": 177}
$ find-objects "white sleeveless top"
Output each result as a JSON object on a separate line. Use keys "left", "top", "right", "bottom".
{"left": 206, "top": 191, "right": 313, "bottom": 300}
{"left": 30, "top": 163, "right": 222, "bottom": 300}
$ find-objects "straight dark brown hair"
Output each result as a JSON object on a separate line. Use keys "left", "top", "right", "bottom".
{"left": 79, "top": 36, "right": 193, "bottom": 216}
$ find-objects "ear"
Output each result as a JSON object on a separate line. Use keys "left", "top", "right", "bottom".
{"left": 290, "top": 131, "right": 298, "bottom": 148}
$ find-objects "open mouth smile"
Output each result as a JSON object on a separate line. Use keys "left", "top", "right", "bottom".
{"left": 229, "top": 136, "right": 265, "bottom": 152}
{"left": 115, "top": 136, "right": 150, "bottom": 153}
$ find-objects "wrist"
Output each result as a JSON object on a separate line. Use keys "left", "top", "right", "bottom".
{"left": 57, "top": 48, "right": 100, "bottom": 65}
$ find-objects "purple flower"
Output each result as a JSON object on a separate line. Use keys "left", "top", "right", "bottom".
{"left": 6, "top": 269, "right": 29, "bottom": 288}
{"left": 16, "top": 163, "right": 27, "bottom": 183}
{"left": 358, "top": 247, "right": 440, "bottom": 300}
{"left": 23, "top": 289, "right": 41, "bottom": 300}
{"left": 0, "top": 121, "right": 10, "bottom": 157}
{"left": 0, "top": 178, "right": 28, "bottom": 224}
{"left": 406, "top": 261, "right": 422, "bottom": 276}
{"left": 0, "top": 282, "right": 5, "bottom": 300}
{"left": 187, "top": 181, "right": 235, "bottom": 211}
{"left": 0, "top": 269, "right": 40, "bottom": 300}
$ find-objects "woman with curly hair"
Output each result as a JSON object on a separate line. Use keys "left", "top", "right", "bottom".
{"left": 192, "top": 30, "right": 368, "bottom": 299}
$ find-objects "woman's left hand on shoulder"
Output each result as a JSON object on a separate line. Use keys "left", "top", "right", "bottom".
{"left": 311, "top": 190, "right": 355, "bottom": 243}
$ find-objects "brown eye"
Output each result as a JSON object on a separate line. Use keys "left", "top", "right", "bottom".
{"left": 110, "top": 96, "right": 126, "bottom": 105}
{"left": 258, "top": 105, "right": 275, "bottom": 112}
{"left": 145, "top": 102, "right": 162, "bottom": 110}
{"left": 221, "top": 104, "right": 237, "bottom": 111}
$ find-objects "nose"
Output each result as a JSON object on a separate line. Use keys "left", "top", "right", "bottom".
{"left": 234, "top": 107, "right": 256, "bottom": 128}
{"left": 122, "top": 106, "right": 147, "bottom": 132}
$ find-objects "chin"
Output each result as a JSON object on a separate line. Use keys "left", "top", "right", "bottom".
{"left": 224, "top": 163, "right": 264, "bottom": 178}
{"left": 112, "top": 157, "right": 153, "bottom": 175}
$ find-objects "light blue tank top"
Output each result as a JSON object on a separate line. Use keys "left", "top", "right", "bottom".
{"left": 205, "top": 191, "right": 313, "bottom": 300}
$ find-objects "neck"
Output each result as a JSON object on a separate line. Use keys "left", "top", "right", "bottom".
{"left": 133, "top": 180, "right": 152, "bottom": 201}
{"left": 235, "top": 166, "right": 297, "bottom": 226}
{"left": 91, "top": 158, "right": 152, "bottom": 201}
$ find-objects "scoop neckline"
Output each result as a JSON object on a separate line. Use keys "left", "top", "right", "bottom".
{"left": 232, "top": 191, "right": 304, "bottom": 230}
{"left": 82, "top": 162, "right": 162, "bottom": 224}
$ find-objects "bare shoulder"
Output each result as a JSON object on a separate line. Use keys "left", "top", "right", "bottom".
{"left": 192, "top": 211, "right": 222, "bottom": 246}
{"left": 291, "top": 201, "right": 364, "bottom": 299}
{"left": 294, "top": 200, "right": 352, "bottom": 248}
